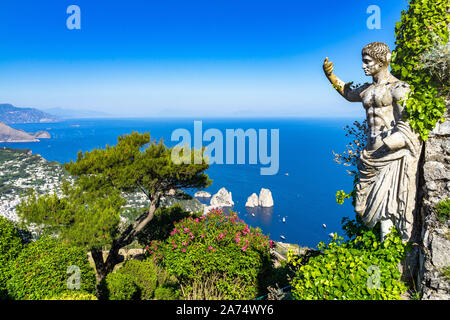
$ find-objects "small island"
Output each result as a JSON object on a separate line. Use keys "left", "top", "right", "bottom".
{"left": 0, "top": 122, "right": 51, "bottom": 143}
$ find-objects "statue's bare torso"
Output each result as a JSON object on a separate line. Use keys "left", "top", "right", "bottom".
{"left": 358, "top": 78, "right": 410, "bottom": 150}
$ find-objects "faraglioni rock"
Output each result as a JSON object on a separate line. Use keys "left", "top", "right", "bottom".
{"left": 195, "top": 191, "right": 211, "bottom": 198}
{"left": 258, "top": 188, "right": 274, "bottom": 207}
{"left": 245, "top": 193, "right": 259, "bottom": 208}
{"left": 210, "top": 187, "right": 234, "bottom": 207}
{"left": 323, "top": 42, "right": 422, "bottom": 241}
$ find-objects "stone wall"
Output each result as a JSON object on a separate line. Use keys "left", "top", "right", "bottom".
{"left": 418, "top": 103, "right": 450, "bottom": 300}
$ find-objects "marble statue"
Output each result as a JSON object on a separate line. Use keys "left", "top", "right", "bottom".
{"left": 323, "top": 42, "right": 422, "bottom": 241}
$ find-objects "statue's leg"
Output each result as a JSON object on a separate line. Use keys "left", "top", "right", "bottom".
{"left": 380, "top": 218, "right": 394, "bottom": 242}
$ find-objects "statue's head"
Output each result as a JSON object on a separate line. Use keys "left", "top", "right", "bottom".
{"left": 361, "top": 42, "right": 391, "bottom": 76}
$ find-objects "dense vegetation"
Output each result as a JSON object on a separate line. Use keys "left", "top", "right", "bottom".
{"left": 288, "top": 220, "right": 407, "bottom": 300}
{"left": 6, "top": 237, "right": 97, "bottom": 300}
{"left": 103, "top": 259, "right": 178, "bottom": 300}
{"left": 0, "top": 217, "right": 23, "bottom": 299}
{"left": 391, "top": 0, "right": 449, "bottom": 140}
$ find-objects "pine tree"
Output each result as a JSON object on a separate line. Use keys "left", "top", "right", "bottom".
{"left": 17, "top": 132, "right": 211, "bottom": 282}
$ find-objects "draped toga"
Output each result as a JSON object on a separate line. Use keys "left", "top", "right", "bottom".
{"left": 355, "top": 120, "right": 421, "bottom": 240}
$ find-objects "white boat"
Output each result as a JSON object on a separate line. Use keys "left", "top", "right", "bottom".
{"left": 280, "top": 235, "right": 286, "bottom": 240}
{"left": 282, "top": 217, "right": 286, "bottom": 223}
{"left": 322, "top": 224, "right": 327, "bottom": 229}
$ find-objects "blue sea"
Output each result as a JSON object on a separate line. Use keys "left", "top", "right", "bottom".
{"left": 1, "top": 118, "right": 359, "bottom": 248}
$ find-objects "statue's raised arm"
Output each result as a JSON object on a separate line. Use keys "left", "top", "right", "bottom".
{"left": 323, "top": 57, "right": 369, "bottom": 102}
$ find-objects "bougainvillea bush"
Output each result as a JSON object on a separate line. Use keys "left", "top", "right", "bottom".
{"left": 144, "top": 208, "right": 273, "bottom": 299}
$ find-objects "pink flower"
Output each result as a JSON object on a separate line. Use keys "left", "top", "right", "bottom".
{"left": 269, "top": 240, "right": 274, "bottom": 248}
{"left": 201, "top": 234, "right": 205, "bottom": 238}
{"left": 242, "top": 240, "right": 249, "bottom": 251}
{"left": 182, "top": 241, "right": 188, "bottom": 246}
{"left": 184, "top": 227, "right": 190, "bottom": 233}
{"left": 181, "top": 249, "right": 186, "bottom": 253}
{"left": 235, "top": 237, "right": 241, "bottom": 243}
{"left": 195, "top": 218, "right": 199, "bottom": 223}
{"left": 208, "top": 246, "right": 214, "bottom": 251}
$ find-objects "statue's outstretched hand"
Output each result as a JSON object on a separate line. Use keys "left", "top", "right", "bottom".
{"left": 323, "top": 57, "right": 334, "bottom": 77}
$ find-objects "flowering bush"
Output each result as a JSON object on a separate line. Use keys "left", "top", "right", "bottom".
{"left": 145, "top": 208, "right": 273, "bottom": 299}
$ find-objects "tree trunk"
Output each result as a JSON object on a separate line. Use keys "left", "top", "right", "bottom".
{"left": 93, "top": 193, "right": 162, "bottom": 286}
{"left": 90, "top": 248, "right": 107, "bottom": 283}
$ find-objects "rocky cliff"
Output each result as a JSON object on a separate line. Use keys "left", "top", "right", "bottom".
{"left": 0, "top": 122, "right": 51, "bottom": 143}
{"left": 418, "top": 103, "right": 450, "bottom": 300}
{"left": 416, "top": 9, "right": 450, "bottom": 300}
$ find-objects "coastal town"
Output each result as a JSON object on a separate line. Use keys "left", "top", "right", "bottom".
{"left": 0, "top": 147, "right": 205, "bottom": 224}
{"left": 0, "top": 147, "right": 69, "bottom": 222}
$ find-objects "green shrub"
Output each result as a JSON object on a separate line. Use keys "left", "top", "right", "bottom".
{"left": 288, "top": 226, "right": 408, "bottom": 300}
{"left": 45, "top": 291, "right": 98, "bottom": 300}
{"left": 105, "top": 272, "right": 139, "bottom": 300}
{"left": 6, "top": 237, "right": 96, "bottom": 300}
{"left": 436, "top": 198, "right": 450, "bottom": 223}
{"left": 154, "top": 286, "right": 179, "bottom": 300}
{"left": 146, "top": 208, "right": 273, "bottom": 299}
{"left": 0, "top": 217, "right": 23, "bottom": 299}
{"left": 104, "top": 258, "right": 178, "bottom": 300}
{"left": 114, "top": 259, "right": 158, "bottom": 300}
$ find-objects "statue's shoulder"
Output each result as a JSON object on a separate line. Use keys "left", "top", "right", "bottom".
{"left": 390, "top": 78, "right": 411, "bottom": 100}
{"left": 389, "top": 75, "right": 410, "bottom": 89}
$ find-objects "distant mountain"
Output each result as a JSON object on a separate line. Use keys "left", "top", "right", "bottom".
{"left": 40, "top": 107, "right": 111, "bottom": 119}
{"left": 0, "top": 104, "right": 60, "bottom": 124}
{"left": 0, "top": 122, "right": 51, "bottom": 143}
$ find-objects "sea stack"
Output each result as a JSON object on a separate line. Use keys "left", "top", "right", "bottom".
{"left": 258, "top": 188, "right": 274, "bottom": 207}
{"left": 245, "top": 193, "right": 259, "bottom": 208}
{"left": 210, "top": 187, "right": 234, "bottom": 207}
{"left": 195, "top": 191, "right": 211, "bottom": 198}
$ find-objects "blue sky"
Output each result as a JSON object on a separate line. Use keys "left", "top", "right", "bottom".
{"left": 0, "top": 0, "right": 409, "bottom": 118}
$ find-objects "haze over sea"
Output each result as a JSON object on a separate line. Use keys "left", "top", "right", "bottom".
{"left": 0, "top": 117, "right": 359, "bottom": 248}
